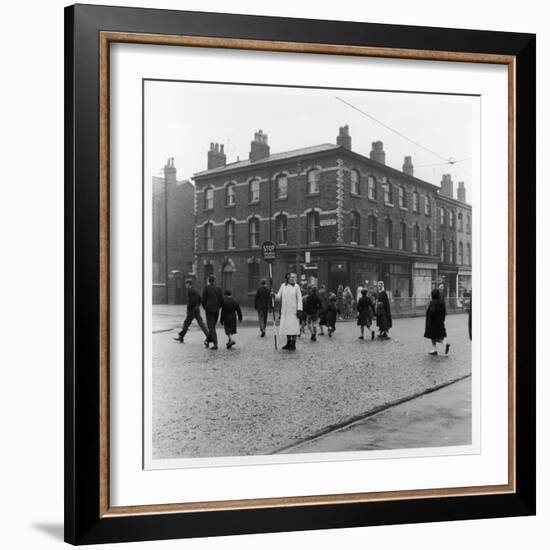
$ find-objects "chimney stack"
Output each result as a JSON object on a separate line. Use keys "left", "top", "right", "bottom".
{"left": 440, "top": 174, "right": 454, "bottom": 198}
{"left": 457, "top": 181, "right": 466, "bottom": 202}
{"left": 370, "top": 141, "right": 385, "bottom": 165}
{"left": 163, "top": 157, "right": 177, "bottom": 184}
{"left": 249, "top": 129, "right": 270, "bottom": 162}
{"left": 336, "top": 124, "right": 351, "bottom": 150}
{"left": 402, "top": 156, "right": 414, "bottom": 177}
{"left": 207, "top": 142, "right": 226, "bottom": 170}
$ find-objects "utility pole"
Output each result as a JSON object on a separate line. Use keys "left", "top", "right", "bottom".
{"left": 164, "top": 162, "right": 169, "bottom": 304}
{"left": 295, "top": 160, "right": 302, "bottom": 283}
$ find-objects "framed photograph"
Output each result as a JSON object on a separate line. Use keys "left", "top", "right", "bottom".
{"left": 65, "top": 4, "right": 536, "bottom": 545}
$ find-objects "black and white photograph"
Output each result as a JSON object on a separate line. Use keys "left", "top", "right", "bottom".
{"left": 145, "top": 81, "right": 476, "bottom": 466}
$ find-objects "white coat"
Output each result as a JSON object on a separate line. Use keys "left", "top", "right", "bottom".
{"left": 276, "top": 282, "right": 303, "bottom": 336}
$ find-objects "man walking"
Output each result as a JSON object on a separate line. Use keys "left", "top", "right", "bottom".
{"left": 201, "top": 275, "right": 224, "bottom": 350}
{"left": 173, "top": 279, "right": 210, "bottom": 344}
{"left": 254, "top": 278, "right": 271, "bottom": 337}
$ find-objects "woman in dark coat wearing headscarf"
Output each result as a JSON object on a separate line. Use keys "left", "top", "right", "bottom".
{"left": 357, "top": 289, "right": 375, "bottom": 340}
{"left": 375, "top": 281, "right": 392, "bottom": 339}
{"left": 220, "top": 289, "right": 243, "bottom": 349}
{"left": 424, "top": 288, "right": 450, "bottom": 356}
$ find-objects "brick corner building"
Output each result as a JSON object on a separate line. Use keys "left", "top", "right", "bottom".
{"left": 191, "top": 127, "right": 472, "bottom": 310}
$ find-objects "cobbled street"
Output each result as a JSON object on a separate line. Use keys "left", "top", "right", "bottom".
{"left": 152, "top": 312, "right": 471, "bottom": 459}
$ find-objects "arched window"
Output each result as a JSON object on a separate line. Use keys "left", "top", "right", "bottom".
{"left": 440, "top": 207, "right": 445, "bottom": 226}
{"left": 307, "top": 169, "right": 320, "bottom": 195}
{"left": 350, "top": 211, "right": 360, "bottom": 243}
{"left": 413, "top": 224, "right": 420, "bottom": 252}
{"left": 467, "top": 243, "right": 471, "bottom": 264}
{"left": 459, "top": 241, "right": 464, "bottom": 264}
{"left": 248, "top": 178, "right": 260, "bottom": 203}
{"left": 248, "top": 217, "right": 260, "bottom": 247}
{"left": 225, "top": 220, "right": 235, "bottom": 249}
{"left": 425, "top": 226, "right": 432, "bottom": 254}
{"left": 384, "top": 219, "right": 393, "bottom": 248}
{"left": 350, "top": 169, "right": 360, "bottom": 195}
{"left": 412, "top": 191, "right": 419, "bottom": 212}
{"left": 424, "top": 195, "right": 431, "bottom": 216}
{"left": 204, "top": 186, "right": 214, "bottom": 210}
{"left": 449, "top": 210, "right": 455, "bottom": 228}
{"left": 458, "top": 212, "right": 463, "bottom": 231}
{"left": 307, "top": 211, "right": 320, "bottom": 243}
{"left": 399, "top": 221, "right": 407, "bottom": 250}
{"left": 225, "top": 183, "right": 236, "bottom": 207}
{"left": 398, "top": 186, "right": 407, "bottom": 208}
{"left": 276, "top": 174, "right": 288, "bottom": 199}
{"left": 204, "top": 223, "right": 214, "bottom": 251}
{"left": 441, "top": 238, "right": 447, "bottom": 262}
{"left": 450, "top": 240, "right": 455, "bottom": 263}
{"left": 367, "top": 175, "right": 376, "bottom": 200}
{"left": 248, "top": 261, "right": 260, "bottom": 292}
{"left": 275, "top": 214, "right": 287, "bottom": 244}
{"left": 466, "top": 214, "right": 471, "bottom": 234}
{"left": 367, "top": 215, "right": 377, "bottom": 246}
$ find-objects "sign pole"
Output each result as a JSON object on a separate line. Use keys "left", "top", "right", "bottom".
{"left": 269, "top": 262, "right": 277, "bottom": 350}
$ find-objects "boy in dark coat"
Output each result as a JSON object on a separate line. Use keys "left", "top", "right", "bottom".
{"left": 304, "top": 286, "right": 323, "bottom": 342}
{"left": 424, "top": 288, "right": 450, "bottom": 356}
{"left": 220, "top": 290, "right": 243, "bottom": 349}
{"left": 325, "top": 293, "right": 339, "bottom": 337}
{"left": 254, "top": 278, "right": 271, "bottom": 337}
{"left": 357, "top": 289, "right": 375, "bottom": 340}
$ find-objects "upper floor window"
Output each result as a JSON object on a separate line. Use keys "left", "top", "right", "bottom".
{"left": 466, "top": 214, "right": 471, "bottom": 234}
{"left": 350, "top": 169, "right": 360, "bottom": 195}
{"left": 367, "top": 215, "right": 377, "bottom": 246}
{"left": 412, "top": 224, "right": 420, "bottom": 252}
{"left": 425, "top": 226, "right": 432, "bottom": 254}
{"left": 398, "top": 186, "right": 407, "bottom": 208}
{"left": 384, "top": 181, "right": 393, "bottom": 204}
{"left": 367, "top": 175, "right": 376, "bottom": 200}
{"left": 459, "top": 241, "right": 464, "bottom": 264}
{"left": 307, "top": 169, "right": 320, "bottom": 195}
{"left": 276, "top": 174, "right": 288, "bottom": 199}
{"left": 225, "top": 183, "right": 236, "bottom": 207}
{"left": 350, "top": 211, "right": 360, "bottom": 243}
{"left": 424, "top": 195, "right": 431, "bottom": 216}
{"left": 458, "top": 212, "right": 463, "bottom": 231}
{"left": 440, "top": 207, "right": 445, "bottom": 226}
{"left": 384, "top": 219, "right": 393, "bottom": 248}
{"left": 225, "top": 220, "right": 235, "bottom": 249}
{"left": 204, "top": 186, "right": 214, "bottom": 210}
{"left": 412, "top": 191, "right": 419, "bottom": 212}
{"left": 275, "top": 214, "right": 287, "bottom": 245}
{"left": 449, "top": 210, "right": 455, "bottom": 228}
{"left": 399, "top": 221, "right": 407, "bottom": 250}
{"left": 467, "top": 243, "right": 471, "bottom": 264}
{"left": 248, "top": 217, "right": 260, "bottom": 247}
{"left": 248, "top": 178, "right": 260, "bottom": 203}
{"left": 441, "top": 238, "right": 447, "bottom": 262}
{"left": 204, "top": 223, "right": 214, "bottom": 251}
{"left": 307, "top": 211, "right": 320, "bottom": 243}
{"left": 449, "top": 240, "right": 455, "bottom": 263}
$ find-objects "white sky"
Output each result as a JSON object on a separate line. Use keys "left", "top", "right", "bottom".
{"left": 144, "top": 80, "right": 477, "bottom": 199}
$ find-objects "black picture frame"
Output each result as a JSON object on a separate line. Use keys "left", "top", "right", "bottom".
{"left": 65, "top": 3, "right": 536, "bottom": 545}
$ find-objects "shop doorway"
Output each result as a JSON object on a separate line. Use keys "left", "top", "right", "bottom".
{"left": 328, "top": 261, "right": 349, "bottom": 294}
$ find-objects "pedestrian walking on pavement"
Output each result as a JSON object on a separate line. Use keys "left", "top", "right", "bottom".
{"left": 424, "top": 288, "right": 450, "bottom": 356}
{"left": 304, "top": 286, "right": 322, "bottom": 342}
{"left": 201, "top": 274, "right": 224, "bottom": 350}
{"left": 275, "top": 272, "right": 303, "bottom": 351}
{"left": 343, "top": 285, "right": 354, "bottom": 319}
{"left": 375, "top": 281, "right": 392, "bottom": 339}
{"left": 318, "top": 284, "right": 329, "bottom": 336}
{"left": 254, "top": 277, "right": 271, "bottom": 337}
{"left": 173, "top": 279, "right": 211, "bottom": 344}
{"left": 357, "top": 289, "right": 376, "bottom": 340}
{"left": 220, "top": 289, "right": 243, "bottom": 349}
{"left": 325, "top": 293, "right": 339, "bottom": 337}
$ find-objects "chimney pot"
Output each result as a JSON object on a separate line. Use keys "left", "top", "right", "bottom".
{"left": 336, "top": 124, "right": 352, "bottom": 150}
{"left": 369, "top": 141, "right": 385, "bottom": 165}
{"left": 403, "top": 156, "right": 414, "bottom": 177}
{"left": 250, "top": 129, "right": 270, "bottom": 162}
